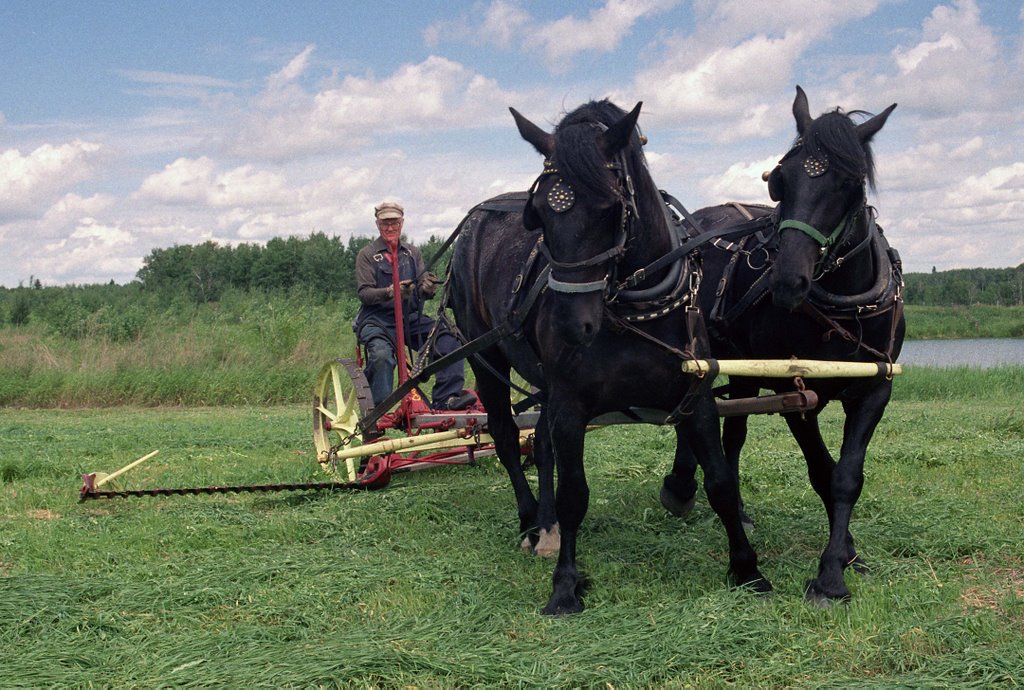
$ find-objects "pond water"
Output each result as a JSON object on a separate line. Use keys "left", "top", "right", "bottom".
{"left": 899, "top": 338, "right": 1024, "bottom": 368}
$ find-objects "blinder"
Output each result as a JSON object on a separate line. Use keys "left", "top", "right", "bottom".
{"left": 547, "top": 179, "right": 575, "bottom": 213}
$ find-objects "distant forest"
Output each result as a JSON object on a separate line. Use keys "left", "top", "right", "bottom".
{"left": 2, "top": 233, "right": 1023, "bottom": 328}
{"left": 902, "top": 265, "right": 1024, "bottom": 306}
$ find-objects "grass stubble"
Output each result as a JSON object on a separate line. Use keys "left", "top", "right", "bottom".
{"left": 2, "top": 368, "right": 1023, "bottom": 687}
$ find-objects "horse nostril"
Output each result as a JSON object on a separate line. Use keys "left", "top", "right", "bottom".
{"left": 582, "top": 322, "right": 594, "bottom": 337}
{"left": 772, "top": 272, "right": 812, "bottom": 311}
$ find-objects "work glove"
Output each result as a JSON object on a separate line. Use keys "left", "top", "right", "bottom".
{"left": 419, "top": 271, "right": 442, "bottom": 298}
{"left": 399, "top": 279, "right": 416, "bottom": 298}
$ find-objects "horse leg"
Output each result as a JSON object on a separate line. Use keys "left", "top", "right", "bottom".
{"left": 541, "top": 399, "right": 590, "bottom": 615}
{"left": 661, "top": 379, "right": 757, "bottom": 529}
{"left": 681, "top": 394, "right": 771, "bottom": 593}
{"left": 660, "top": 430, "right": 698, "bottom": 517}
{"left": 784, "top": 405, "right": 867, "bottom": 577}
{"left": 469, "top": 356, "right": 540, "bottom": 550}
{"left": 804, "top": 381, "right": 892, "bottom": 605}
{"left": 722, "top": 414, "right": 755, "bottom": 529}
{"left": 531, "top": 411, "right": 560, "bottom": 557}
{"left": 721, "top": 378, "right": 760, "bottom": 529}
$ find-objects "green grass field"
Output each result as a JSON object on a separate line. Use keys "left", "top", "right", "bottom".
{"left": 2, "top": 369, "right": 1023, "bottom": 686}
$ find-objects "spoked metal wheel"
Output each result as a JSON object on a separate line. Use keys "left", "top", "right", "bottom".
{"left": 313, "top": 358, "right": 377, "bottom": 482}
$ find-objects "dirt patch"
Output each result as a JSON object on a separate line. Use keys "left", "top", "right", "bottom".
{"left": 26, "top": 509, "right": 61, "bottom": 520}
{"left": 959, "top": 556, "right": 1024, "bottom": 616}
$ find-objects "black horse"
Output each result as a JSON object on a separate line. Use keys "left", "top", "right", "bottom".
{"left": 661, "top": 86, "right": 905, "bottom": 605}
{"left": 449, "top": 99, "right": 769, "bottom": 614}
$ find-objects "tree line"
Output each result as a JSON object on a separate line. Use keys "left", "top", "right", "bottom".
{"left": 133, "top": 232, "right": 453, "bottom": 303}
{"left": 902, "top": 265, "right": 1024, "bottom": 306}
{"left": 2, "top": 234, "right": 1022, "bottom": 332}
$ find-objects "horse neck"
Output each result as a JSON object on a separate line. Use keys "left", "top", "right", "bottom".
{"left": 623, "top": 178, "right": 674, "bottom": 273}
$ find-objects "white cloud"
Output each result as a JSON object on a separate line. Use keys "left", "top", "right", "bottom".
{"left": 478, "top": 1, "right": 531, "bottom": 49}
{"left": 135, "top": 157, "right": 292, "bottom": 207}
{"left": 115, "top": 69, "right": 237, "bottom": 90}
{"left": 69, "top": 217, "right": 133, "bottom": 245}
{"left": 693, "top": 0, "right": 881, "bottom": 34}
{"left": 698, "top": 155, "right": 779, "bottom": 204}
{"left": 269, "top": 44, "right": 314, "bottom": 86}
{"left": 894, "top": 32, "right": 962, "bottom": 73}
{"left": 231, "top": 54, "right": 520, "bottom": 158}
{"left": 0, "top": 141, "right": 100, "bottom": 220}
{"left": 528, "top": 0, "right": 679, "bottom": 67}
{"left": 638, "top": 34, "right": 806, "bottom": 121}
{"left": 950, "top": 136, "right": 984, "bottom": 159}
{"left": 136, "top": 157, "right": 216, "bottom": 204}
{"left": 621, "top": 0, "right": 878, "bottom": 140}
{"left": 39, "top": 193, "right": 116, "bottom": 238}
{"left": 944, "top": 162, "right": 1024, "bottom": 221}
{"left": 426, "top": 0, "right": 678, "bottom": 67}
{"left": 846, "top": 0, "right": 1003, "bottom": 114}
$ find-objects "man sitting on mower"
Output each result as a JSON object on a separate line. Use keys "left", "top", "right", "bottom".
{"left": 353, "top": 201, "right": 476, "bottom": 411}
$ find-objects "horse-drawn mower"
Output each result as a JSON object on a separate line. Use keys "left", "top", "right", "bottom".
{"left": 78, "top": 261, "right": 900, "bottom": 502}
{"left": 79, "top": 209, "right": 901, "bottom": 502}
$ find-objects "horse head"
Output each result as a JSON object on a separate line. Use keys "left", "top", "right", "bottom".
{"left": 769, "top": 86, "right": 896, "bottom": 311}
{"left": 511, "top": 100, "right": 646, "bottom": 346}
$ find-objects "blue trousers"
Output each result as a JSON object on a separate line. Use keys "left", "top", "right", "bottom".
{"left": 358, "top": 317, "right": 465, "bottom": 408}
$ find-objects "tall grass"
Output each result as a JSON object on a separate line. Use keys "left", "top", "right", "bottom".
{"left": 2, "top": 294, "right": 1022, "bottom": 409}
{"left": 904, "top": 304, "right": 1024, "bottom": 339}
{"left": 0, "top": 290, "right": 364, "bottom": 406}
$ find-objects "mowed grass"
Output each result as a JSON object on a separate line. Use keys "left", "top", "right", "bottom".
{"left": 2, "top": 372, "right": 1024, "bottom": 687}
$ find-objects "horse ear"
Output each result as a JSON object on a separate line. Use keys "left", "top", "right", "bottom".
{"left": 510, "top": 107, "right": 555, "bottom": 158}
{"left": 857, "top": 103, "right": 897, "bottom": 143}
{"left": 792, "top": 86, "right": 812, "bottom": 135}
{"left": 599, "top": 101, "right": 643, "bottom": 159}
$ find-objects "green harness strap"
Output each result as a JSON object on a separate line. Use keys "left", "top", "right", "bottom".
{"left": 778, "top": 207, "right": 856, "bottom": 248}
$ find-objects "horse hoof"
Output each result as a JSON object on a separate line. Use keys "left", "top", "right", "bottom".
{"left": 660, "top": 485, "right": 697, "bottom": 518}
{"left": 534, "top": 525, "right": 561, "bottom": 558}
{"left": 742, "top": 577, "right": 774, "bottom": 595}
{"left": 805, "top": 579, "right": 850, "bottom": 607}
{"left": 542, "top": 598, "right": 584, "bottom": 616}
{"left": 731, "top": 569, "right": 773, "bottom": 595}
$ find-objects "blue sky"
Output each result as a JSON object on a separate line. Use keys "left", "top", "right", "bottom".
{"left": 1, "top": 0, "right": 1022, "bottom": 286}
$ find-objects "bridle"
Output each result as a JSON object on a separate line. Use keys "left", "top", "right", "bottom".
{"left": 526, "top": 128, "right": 640, "bottom": 298}
{"left": 767, "top": 140, "right": 872, "bottom": 279}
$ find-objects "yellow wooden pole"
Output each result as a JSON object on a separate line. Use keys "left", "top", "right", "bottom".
{"left": 326, "top": 429, "right": 482, "bottom": 462}
{"left": 94, "top": 450, "right": 160, "bottom": 488}
{"left": 681, "top": 358, "right": 902, "bottom": 378}
{"left": 324, "top": 429, "right": 535, "bottom": 482}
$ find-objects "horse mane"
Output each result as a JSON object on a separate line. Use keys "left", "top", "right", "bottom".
{"left": 553, "top": 99, "right": 657, "bottom": 207}
{"left": 799, "top": 108, "right": 878, "bottom": 191}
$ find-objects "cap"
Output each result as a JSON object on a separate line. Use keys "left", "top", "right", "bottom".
{"left": 374, "top": 201, "right": 404, "bottom": 220}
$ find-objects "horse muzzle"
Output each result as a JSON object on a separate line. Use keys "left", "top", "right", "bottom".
{"left": 771, "top": 271, "right": 811, "bottom": 311}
